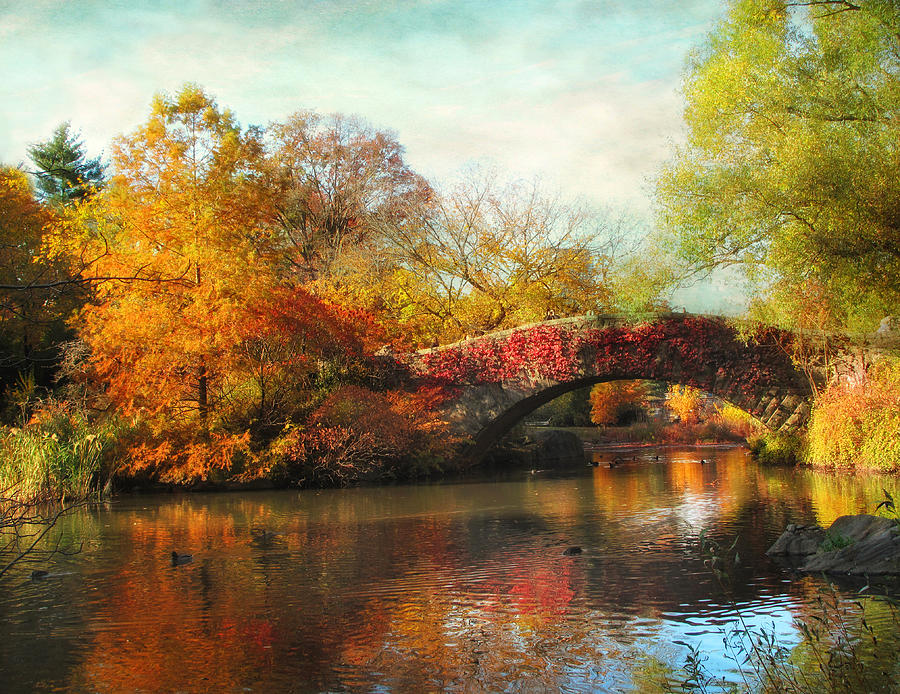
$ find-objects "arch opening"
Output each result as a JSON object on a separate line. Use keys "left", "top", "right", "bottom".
{"left": 467, "top": 376, "right": 767, "bottom": 463}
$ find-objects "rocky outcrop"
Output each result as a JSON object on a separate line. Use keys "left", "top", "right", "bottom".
{"left": 531, "top": 430, "right": 587, "bottom": 468}
{"left": 766, "top": 523, "right": 827, "bottom": 558}
{"left": 767, "top": 514, "right": 900, "bottom": 577}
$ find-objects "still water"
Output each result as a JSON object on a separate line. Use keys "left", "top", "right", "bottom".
{"left": 2, "top": 447, "right": 899, "bottom": 693}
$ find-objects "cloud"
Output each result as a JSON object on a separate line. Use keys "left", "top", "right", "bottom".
{"left": 0, "top": 0, "right": 720, "bottom": 209}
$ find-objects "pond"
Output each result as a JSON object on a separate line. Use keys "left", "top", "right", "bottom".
{"left": 2, "top": 446, "right": 899, "bottom": 693}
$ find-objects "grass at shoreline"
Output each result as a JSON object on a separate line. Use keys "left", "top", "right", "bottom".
{"left": 0, "top": 401, "right": 130, "bottom": 502}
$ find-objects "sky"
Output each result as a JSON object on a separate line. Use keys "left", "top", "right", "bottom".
{"left": 0, "top": 0, "right": 743, "bottom": 311}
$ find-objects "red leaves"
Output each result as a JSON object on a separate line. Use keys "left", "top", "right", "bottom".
{"left": 416, "top": 317, "right": 802, "bottom": 402}
{"left": 243, "top": 286, "right": 385, "bottom": 360}
{"left": 271, "top": 385, "right": 458, "bottom": 486}
{"left": 421, "top": 325, "right": 583, "bottom": 384}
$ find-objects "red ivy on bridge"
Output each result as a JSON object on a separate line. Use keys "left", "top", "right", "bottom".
{"left": 416, "top": 317, "right": 803, "bottom": 400}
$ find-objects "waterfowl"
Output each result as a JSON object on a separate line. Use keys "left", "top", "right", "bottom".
{"left": 251, "top": 529, "right": 279, "bottom": 545}
{"left": 563, "top": 546, "right": 583, "bottom": 556}
{"left": 171, "top": 551, "right": 193, "bottom": 566}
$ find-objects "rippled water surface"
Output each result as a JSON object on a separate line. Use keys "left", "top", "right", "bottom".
{"left": 3, "top": 447, "right": 899, "bottom": 692}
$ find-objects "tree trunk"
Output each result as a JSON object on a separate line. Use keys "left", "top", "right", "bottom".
{"left": 197, "top": 358, "right": 208, "bottom": 436}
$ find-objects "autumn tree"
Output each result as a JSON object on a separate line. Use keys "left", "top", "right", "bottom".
{"left": 657, "top": 0, "right": 900, "bottom": 333}
{"left": 0, "top": 168, "right": 82, "bottom": 406}
{"left": 375, "top": 173, "right": 628, "bottom": 342}
{"left": 53, "top": 86, "right": 276, "bottom": 479}
{"left": 666, "top": 384, "right": 705, "bottom": 425}
{"left": 58, "top": 86, "right": 399, "bottom": 482}
{"left": 27, "top": 123, "right": 105, "bottom": 207}
{"left": 237, "top": 287, "right": 384, "bottom": 429}
{"left": 265, "top": 112, "right": 431, "bottom": 283}
{"left": 589, "top": 380, "right": 650, "bottom": 426}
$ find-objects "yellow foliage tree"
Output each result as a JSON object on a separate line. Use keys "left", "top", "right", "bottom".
{"left": 368, "top": 173, "right": 627, "bottom": 342}
{"left": 666, "top": 384, "right": 704, "bottom": 425}
{"left": 0, "top": 167, "right": 82, "bottom": 391}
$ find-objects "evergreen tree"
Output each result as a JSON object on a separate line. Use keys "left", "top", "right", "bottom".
{"left": 27, "top": 122, "right": 105, "bottom": 206}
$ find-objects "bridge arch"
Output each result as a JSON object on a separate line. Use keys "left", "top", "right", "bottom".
{"left": 403, "top": 314, "right": 814, "bottom": 463}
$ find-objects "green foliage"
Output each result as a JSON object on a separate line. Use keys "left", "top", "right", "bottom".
{"left": 819, "top": 531, "right": 853, "bottom": 553}
{"left": 657, "top": 0, "right": 900, "bottom": 332}
{"left": 532, "top": 386, "right": 593, "bottom": 427}
{"left": 27, "top": 122, "right": 105, "bottom": 206}
{"left": 748, "top": 430, "right": 802, "bottom": 465}
{"left": 0, "top": 400, "right": 130, "bottom": 502}
{"left": 1, "top": 370, "right": 41, "bottom": 424}
{"left": 669, "top": 591, "right": 900, "bottom": 693}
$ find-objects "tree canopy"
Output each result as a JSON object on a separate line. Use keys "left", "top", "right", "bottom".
{"left": 4, "top": 83, "right": 643, "bottom": 481}
{"left": 27, "top": 123, "right": 105, "bottom": 206}
{"left": 657, "top": 0, "right": 900, "bottom": 332}
{"left": 0, "top": 168, "right": 79, "bottom": 382}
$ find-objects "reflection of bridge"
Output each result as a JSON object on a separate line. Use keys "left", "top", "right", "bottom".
{"left": 402, "top": 314, "right": 816, "bottom": 462}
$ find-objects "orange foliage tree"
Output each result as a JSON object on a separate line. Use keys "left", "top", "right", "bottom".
{"left": 64, "top": 86, "right": 388, "bottom": 482}
{"left": 589, "top": 380, "right": 650, "bottom": 426}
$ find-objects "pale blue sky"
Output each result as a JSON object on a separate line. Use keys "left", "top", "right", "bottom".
{"left": 0, "top": 0, "right": 741, "bottom": 309}
{"left": 1, "top": 1, "right": 727, "bottom": 204}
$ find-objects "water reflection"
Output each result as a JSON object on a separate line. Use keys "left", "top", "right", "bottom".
{"left": 1, "top": 447, "right": 899, "bottom": 692}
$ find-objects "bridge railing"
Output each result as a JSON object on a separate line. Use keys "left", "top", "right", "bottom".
{"left": 414, "top": 311, "right": 718, "bottom": 355}
{"left": 412, "top": 312, "right": 900, "bottom": 356}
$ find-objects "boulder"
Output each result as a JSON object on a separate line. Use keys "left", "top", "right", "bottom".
{"left": 767, "top": 514, "right": 900, "bottom": 577}
{"left": 766, "top": 523, "right": 827, "bottom": 558}
{"left": 532, "top": 430, "right": 587, "bottom": 468}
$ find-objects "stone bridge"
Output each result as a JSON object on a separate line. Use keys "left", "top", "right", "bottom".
{"left": 402, "top": 313, "right": 818, "bottom": 462}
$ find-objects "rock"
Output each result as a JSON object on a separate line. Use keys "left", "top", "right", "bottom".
{"left": 767, "top": 515, "right": 900, "bottom": 577}
{"left": 532, "top": 430, "right": 587, "bottom": 468}
{"left": 828, "top": 514, "right": 896, "bottom": 543}
{"left": 766, "top": 523, "right": 827, "bottom": 557}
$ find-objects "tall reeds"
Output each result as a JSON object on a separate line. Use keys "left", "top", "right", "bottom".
{"left": 0, "top": 400, "right": 129, "bottom": 502}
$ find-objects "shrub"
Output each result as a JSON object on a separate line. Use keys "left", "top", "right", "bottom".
{"left": 709, "top": 403, "right": 762, "bottom": 439}
{"left": 748, "top": 431, "right": 802, "bottom": 466}
{"left": 805, "top": 357, "right": 900, "bottom": 470}
{"left": 665, "top": 384, "right": 704, "bottom": 425}
{"left": 266, "top": 386, "right": 456, "bottom": 487}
